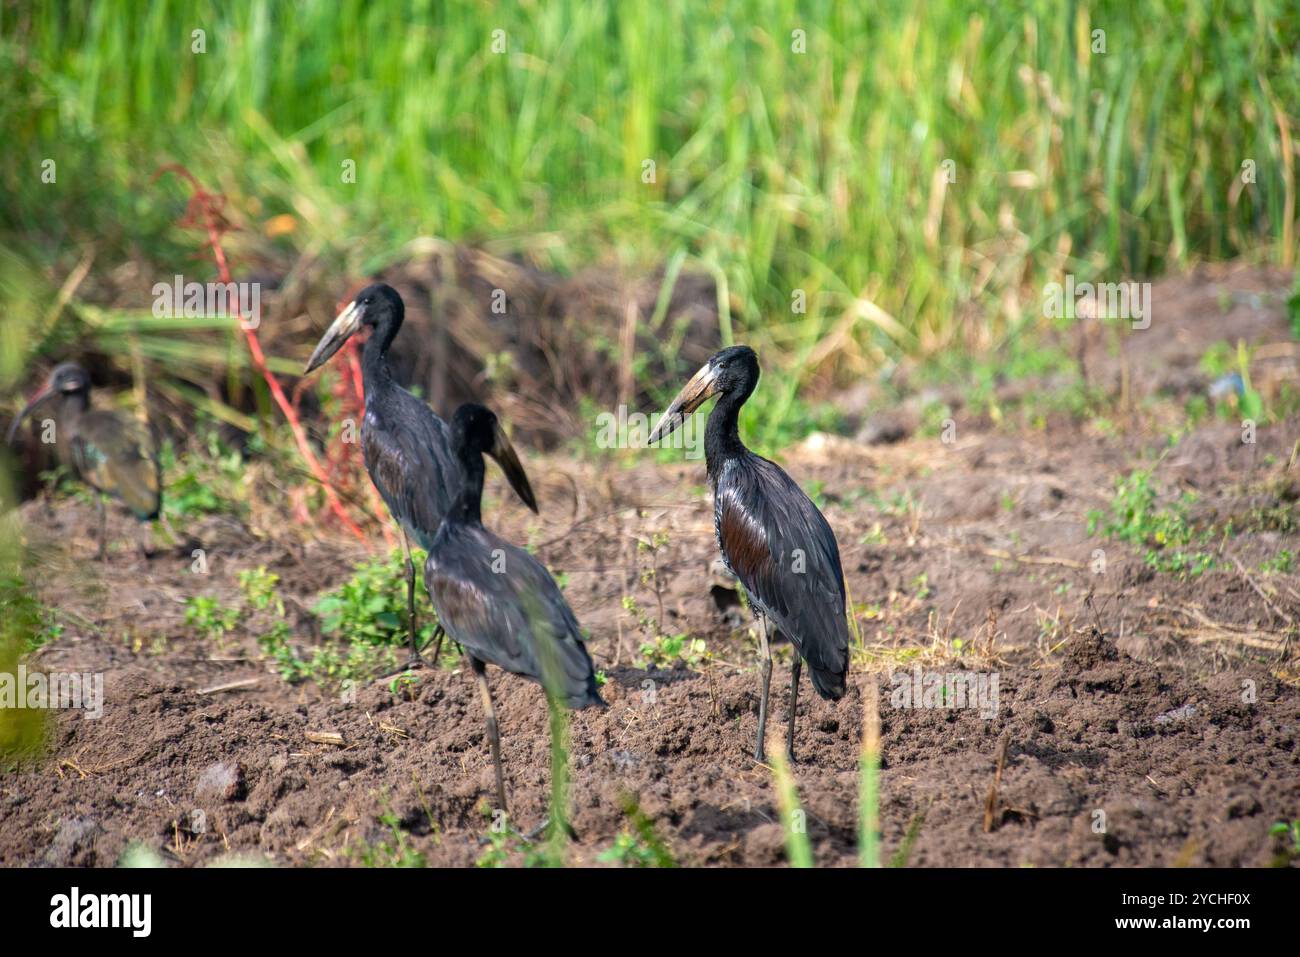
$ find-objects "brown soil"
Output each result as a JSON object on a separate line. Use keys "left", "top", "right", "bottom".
{"left": 2, "top": 263, "right": 1298, "bottom": 867}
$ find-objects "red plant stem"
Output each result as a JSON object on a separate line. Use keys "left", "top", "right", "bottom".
{"left": 155, "top": 165, "right": 365, "bottom": 540}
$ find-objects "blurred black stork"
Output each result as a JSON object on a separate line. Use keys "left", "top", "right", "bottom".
{"left": 303, "top": 283, "right": 533, "bottom": 670}
{"left": 6, "top": 362, "right": 160, "bottom": 559}
{"left": 648, "top": 345, "right": 849, "bottom": 762}
{"left": 424, "top": 403, "right": 604, "bottom": 818}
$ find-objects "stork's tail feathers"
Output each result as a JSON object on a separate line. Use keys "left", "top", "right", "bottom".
{"left": 567, "top": 683, "right": 608, "bottom": 710}
{"left": 808, "top": 662, "right": 848, "bottom": 701}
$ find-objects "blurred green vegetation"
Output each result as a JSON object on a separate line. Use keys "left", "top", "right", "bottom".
{"left": 0, "top": 2, "right": 1297, "bottom": 453}
{"left": 0, "top": 249, "right": 50, "bottom": 766}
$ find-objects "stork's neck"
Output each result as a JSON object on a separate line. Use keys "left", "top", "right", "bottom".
{"left": 360, "top": 331, "right": 392, "bottom": 392}
{"left": 446, "top": 449, "right": 484, "bottom": 526}
{"left": 52, "top": 392, "right": 88, "bottom": 463}
{"left": 705, "top": 390, "right": 749, "bottom": 482}
{"left": 360, "top": 310, "right": 403, "bottom": 394}
{"left": 57, "top": 390, "right": 89, "bottom": 425}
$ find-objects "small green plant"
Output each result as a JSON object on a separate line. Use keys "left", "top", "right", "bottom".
{"left": 637, "top": 631, "right": 708, "bottom": 669}
{"left": 1269, "top": 820, "right": 1300, "bottom": 867}
{"left": 918, "top": 400, "right": 953, "bottom": 439}
{"left": 1259, "top": 551, "right": 1294, "bottom": 575}
{"left": 159, "top": 427, "right": 250, "bottom": 520}
{"left": 238, "top": 565, "right": 283, "bottom": 614}
{"left": 475, "top": 819, "right": 516, "bottom": 868}
{"left": 859, "top": 522, "right": 888, "bottom": 546}
{"left": 313, "top": 550, "right": 440, "bottom": 653}
{"left": 599, "top": 832, "right": 662, "bottom": 867}
{"left": 623, "top": 591, "right": 709, "bottom": 669}
{"left": 597, "top": 795, "right": 676, "bottom": 868}
{"left": 349, "top": 799, "right": 426, "bottom": 868}
{"left": 1088, "top": 469, "right": 1218, "bottom": 576}
{"left": 184, "top": 595, "right": 241, "bottom": 646}
{"left": 889, "top": 811, "right": 927, "bottom": 868}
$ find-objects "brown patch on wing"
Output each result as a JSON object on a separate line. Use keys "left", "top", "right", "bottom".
{"left": 105, "top": 454, "right": 160, "bottom": 518}
{"left": 428, "top": 572, "right": 492, "bottom": 638}
{"left": 720, "top": 501, "right": 773, "bottom": 585}
{"left": 367, "top": 435, "right": 409, "bottom": 504}
{"left": 74, "top": 415, "right": 161, "bottom": 517}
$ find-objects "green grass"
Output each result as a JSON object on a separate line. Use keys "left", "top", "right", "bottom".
{"left": 597, "top": 795, "right": 677, "bottom": 868}
{"left": 1088, "top": 468, "right": 1219, "bottom": 576}
{"left": 0, "top": 483, "right": 50, "bottom": 765}
{"left": 769, "top": 747, "right": 814, "bottom": 868}
{"left": 312, "top": 550, "right": 440, "bottom": 654}
{"left": 349, "top": 796, "right": 429, "bottom": 868}
{"left": 3, "top": 2, "right": 1298, "bottom": 447}
{"left": 178, "top": 554, "right": 442, "bottom": 691}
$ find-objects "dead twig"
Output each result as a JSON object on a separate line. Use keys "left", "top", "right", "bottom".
{"left": 305, "top": 731, "right": 345, "bottom": 746}
{"left": 197, "top": 678, "right": 261, "bottom": 695}
{"left": 982, "top": 731, "right": 1010, "bottom": 833}
{"left": 1227, "top": 553, "right": 1295, "bottom": 627}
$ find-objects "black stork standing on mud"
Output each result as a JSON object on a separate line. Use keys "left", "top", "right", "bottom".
{"left": 6, "top": 362, "right": 160, "bottom": 559}
{"left": 303, "top": 283, "right": 534, "bottom": 670}
{"left": 648, "top": 345, "right": 849, "bottom": 762}
{"left": 424, "top": 403, "right": 604, "bottom": 818}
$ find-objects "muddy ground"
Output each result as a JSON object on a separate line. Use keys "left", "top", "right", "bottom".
{"left": 2, "top": 263, "right": 1298, "bottom": 867}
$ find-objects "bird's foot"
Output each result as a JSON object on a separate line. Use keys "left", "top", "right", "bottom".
{"left": 476, "top": 824, "right": 534, "bottom": 847}
{"left": 523, "top": 817, "right": 578, "bottom": 843}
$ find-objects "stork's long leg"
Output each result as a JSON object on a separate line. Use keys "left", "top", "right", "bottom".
{"left": 399, "top": 529, "right": 425, "bottom": 668}
{"left": 786, "top": 657, "right": 802, "bottom": 763}
{"left": 95, "top": 495, "right": 107, "bottom": 561}
{"left": 471, "top": 656, "right": 509, "bottom": 818}
{"left": 428, "top": 624, "right": 448, "bottom": 665}
{"left": 755, "top": 615, "right": 774, "bottom": 761}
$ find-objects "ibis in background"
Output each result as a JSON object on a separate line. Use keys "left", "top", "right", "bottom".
{"left": 648, "top": 345, "right": 849, "bottom": 762}
{"left": 303, "top": 283, "right": 535, "bottom": 670}
{"left": 424, "top": 403, "right": 604, "bottom": 818}
{"left": 6, "top": 362, "right": 161, "bottom": 559}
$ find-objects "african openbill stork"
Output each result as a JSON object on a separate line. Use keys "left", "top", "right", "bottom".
{"left": 648, "top": 345, "right": 849, "bottom": 762}
{"left": 303, "top": 283, "right": 534, "bottom": 670}
{"left": 6, "top": 362, "right": 160, "bottom": 559}
{"left": 424, "top": 403, "right": 604, "bottom": 817}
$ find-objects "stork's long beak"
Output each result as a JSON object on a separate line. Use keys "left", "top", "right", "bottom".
{"left": 488, "top": 422, "right": 539, "bottom": 514}
{"left": 646, "top": 361, "right": 720, "bottom": 445}
{"left": 304, "top": 301, "right": 363, "bottom": 374}
{"left": 5, "top": 384, "right": 55, "bottom": 444}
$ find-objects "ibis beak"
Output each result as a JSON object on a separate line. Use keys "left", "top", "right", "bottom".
{"left": 304, "top": 301, "right": 364, "bottom": 374}
{"left": 646, "top": 361, "right": 720, "bottom": 445}
{"left": 6, "top": 384, "right": 55, "bottom": 444}
{"left": 488, "top": 422, "right": 538, "bottom": 514}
